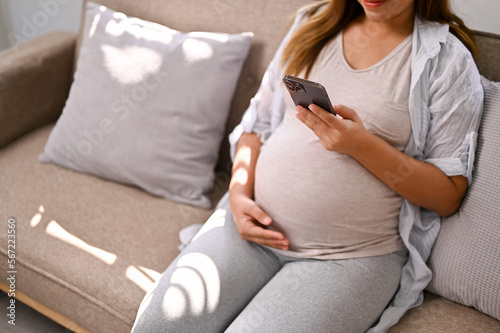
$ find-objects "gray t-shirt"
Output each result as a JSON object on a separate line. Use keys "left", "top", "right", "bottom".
{"left": 254, "top": 32, "right": 412, "bottom": 259}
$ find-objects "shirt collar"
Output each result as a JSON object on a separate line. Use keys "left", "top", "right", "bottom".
{"left": 414, "top": 15, "right": 450, "bottom": 58}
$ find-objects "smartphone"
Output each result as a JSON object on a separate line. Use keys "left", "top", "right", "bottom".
{"left": 283, "top": 75, "right": 335, "bottom": 114}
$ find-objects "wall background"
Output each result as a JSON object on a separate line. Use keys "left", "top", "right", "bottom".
{"left": 0, "top": 0, "right": 83, "bottom": 51}
{"left": 453, "top": 0, "right": 500, "bottom": 35}
{"left": 0, "top": 0, "right": 499, "bottom": 52}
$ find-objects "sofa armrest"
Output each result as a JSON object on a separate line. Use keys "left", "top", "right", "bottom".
{"left": 0, "top": 31, "right": 77, "bottom": 149}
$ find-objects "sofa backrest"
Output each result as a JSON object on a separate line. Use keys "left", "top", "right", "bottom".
{"left": 475, "top": 31, "right": 500, "bottom": 82}
{"left": 77, "top": 0, "right": 314, "bottom": 173}
{"left": 76, "top": 1, "right": 500, "bottom": 173}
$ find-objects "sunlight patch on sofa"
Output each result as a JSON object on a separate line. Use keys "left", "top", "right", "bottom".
{"left": 30, "top": 205, "right": 45, "bottom": 228}
{"left": 45, "top": 221, "right": 117, "bottom": 265}
{"left": 139, "top": 265, "right": 162, "bottom": 281}
{"left": 162, "top": 252, "right": 220, "bottom": 319}
{"left": 126, "top": 266, "right": 158, "bottom": 292}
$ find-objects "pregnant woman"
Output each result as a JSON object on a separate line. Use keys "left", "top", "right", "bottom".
{"left": 132, "top": 0, "right": 483, "bottom": 332}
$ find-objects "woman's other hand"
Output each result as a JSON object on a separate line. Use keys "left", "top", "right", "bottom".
{"left": 229, "top": 192, "right": 289, "bottom": 250}
{"left": 229, "top": 132, "right": 289, "bottom": 250}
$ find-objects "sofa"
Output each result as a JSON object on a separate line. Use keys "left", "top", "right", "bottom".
{"left": 1, "top": 0, "right": 499, "bottom": 332}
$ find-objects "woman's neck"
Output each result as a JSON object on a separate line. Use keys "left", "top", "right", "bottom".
{"left": 356, "top": 5, "right": 415, "bottom": 40}
{"left": 342, "top": 12, "right": 414, "bottom": 70}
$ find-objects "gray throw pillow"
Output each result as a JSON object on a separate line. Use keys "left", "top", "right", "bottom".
{"left": 40, "top": 2, "right": 253, "bottom": 208}
{"left": 426, "top": 76, "right": 500, "bottom": 321}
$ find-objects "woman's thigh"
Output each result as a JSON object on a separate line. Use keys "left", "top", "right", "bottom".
{"left": 225, "top": 250, "right": 407, "bottom": 333}
{"left": 132, "top": 196, "right": 283, "bottom": 333}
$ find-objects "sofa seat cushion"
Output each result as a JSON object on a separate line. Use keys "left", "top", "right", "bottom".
{"left": 1, "top": 127, "right": 499, "bottom": 333}
{"left": 0, "top": 124, "right": 227, "bottom": 332}
{"left": 389, "top": 292, "right": 500, "bottom": 332}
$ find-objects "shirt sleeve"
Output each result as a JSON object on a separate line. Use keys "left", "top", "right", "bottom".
{"left": 423, "top": 39, "right": 484, "bottom": 184}
{"left": 228, "top": 9, "right": 308, "bottom": 161}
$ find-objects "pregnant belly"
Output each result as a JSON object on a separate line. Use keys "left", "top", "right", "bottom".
{"left": 254, "top": 118, "right": 403, "bottom": 253}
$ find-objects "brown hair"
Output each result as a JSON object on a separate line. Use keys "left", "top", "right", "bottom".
{"left": 282, "top": 0, "right": 478, "bottom": 78}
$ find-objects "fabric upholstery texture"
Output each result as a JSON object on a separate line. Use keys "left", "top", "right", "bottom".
{"left": 0, "top": 124, "right": 227, "bottom": 332}
{"left": 0, "top": 0, "right": 311, "bottom": 331}
{"left": 389, "top": 292, "right": 500, "bottom": 333}
{"left": 426, "top": 76, "right": 500, "bottom": 321}
{"left": 0, "top": 31, "right": 75, "bottom": 149}
{"left": 475, "top": 31, "right": 500, "bottom": 82}
{"left": 78, "top": 0, "right": 312, "bottom": 172}
{"left": 40, "top": 2, "right": 253, "bottom": 208}
{"left": 1, "top": 0, "right": 499, "bottom": 332}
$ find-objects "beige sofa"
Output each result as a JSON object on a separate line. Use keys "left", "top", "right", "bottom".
{"left": 1, "top": 0, "right": 499, "bottom": 332}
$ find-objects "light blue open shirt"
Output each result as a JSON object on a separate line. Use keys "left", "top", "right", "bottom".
{"left": 228, "top": 9, "right": 484, "bottom": 333}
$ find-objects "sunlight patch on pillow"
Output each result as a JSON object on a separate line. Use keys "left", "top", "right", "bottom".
{"left": 102, "top": 45, "right": 163, "bottom": 84}
{"left": 39, "top": 1, "right": 253, "bottom": 208}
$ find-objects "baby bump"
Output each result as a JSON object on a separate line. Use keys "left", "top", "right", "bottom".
{"left": 253, "top": 118, "right": 403, "bottom": 254}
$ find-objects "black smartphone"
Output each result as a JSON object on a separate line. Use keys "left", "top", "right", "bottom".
{"left": 283, "top": 75, "right": 335, "bottom": 114}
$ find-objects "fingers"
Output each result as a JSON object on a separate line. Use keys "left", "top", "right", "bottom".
{"left": 330, "top": 104, "right": 360, "bottom": 122}
{"left": 241, "top": 221, "right": 289, "bottom": 250}
{"left": 231, "top": 196, "right": 289, "bottom": 250}
{"left": 248, "top": 202, "right": 272, "bottom": 226}
{"left": 243, "top": 204, "right": 289, "bottom": 250}
{"left": 295, "top": 103, "right": 368, "bottom": 154}
{"left": 298, "top": 103, "right": 360, "bottom": 126}
{"left": 307, "top": 104, "right": 338, "bottom": 125}
{"left": 295, "top": 105, "right": 331, "bottom": 133}
{"left": 307, "top": 103, "right": 360, "bottom": 125}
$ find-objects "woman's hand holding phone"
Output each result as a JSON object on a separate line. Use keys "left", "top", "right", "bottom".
{"left": 283, "top": 75, "right": 370, "bottom": 155}
{"left": 295, "top": 103, "right": 371, "bottom": 156}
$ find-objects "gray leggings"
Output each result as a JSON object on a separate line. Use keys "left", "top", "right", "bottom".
{"left": 132, "top": 195, "right": 407, "bottom": 333}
